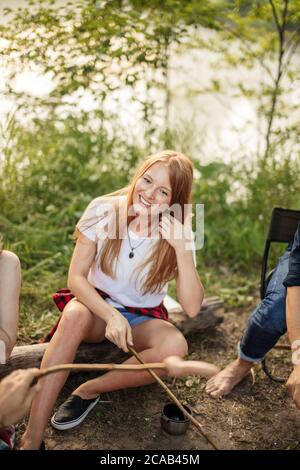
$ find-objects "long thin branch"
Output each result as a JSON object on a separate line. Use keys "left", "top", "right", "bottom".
{"left": 269, "top": 0, "right": 282, "bottom": 36}
{"left": 264, "top": 0, "right": 289, "bottom": 162}
{"left": 281, "top": 0, "right": 289, "bottom": 46}
{"left": 37, "top": 362, "right": 166, "bottom": 378}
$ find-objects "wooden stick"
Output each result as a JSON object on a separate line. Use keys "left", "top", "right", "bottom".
{"left": 35, "top": 353, "right": 218, "bottom": 449}
{"left": 128, "top": 346, "right": 219, "bottom": 451}
{"left": 274, "top": 344, "right": 290, "bottom": 350}
{"left": 36, "top": 362, "right": 166, "bottom": 378}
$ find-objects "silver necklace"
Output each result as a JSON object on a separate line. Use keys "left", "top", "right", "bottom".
{"left": 127, "top": 226, "right": 147, "bottom": 259}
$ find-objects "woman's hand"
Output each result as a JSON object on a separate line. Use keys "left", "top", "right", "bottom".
{"left": 0, "top": 368, "right": 41, "bottom": 428}
{"left": 105, "top": 310, "right": 134, "bottom": 353}
{"left": 159, "top": 211, "right": 193, "bottom": 253}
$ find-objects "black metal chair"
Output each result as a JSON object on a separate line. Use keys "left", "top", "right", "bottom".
{"left": 260, "top": 207, "right": 300, "bottom": 382}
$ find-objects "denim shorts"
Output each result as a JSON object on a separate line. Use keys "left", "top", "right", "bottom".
{"left": 117, "top": 308, "right": 154, "bottom": 327}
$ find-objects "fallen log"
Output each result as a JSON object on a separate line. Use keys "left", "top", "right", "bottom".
{"left": 0, "top": 295, "right": 224, "bottom": 379}
{"left": 166, "top": 295, "right": 224, "bottom": 335}
{"left": 0, "top": 341, "right": 130, "bottom": 379}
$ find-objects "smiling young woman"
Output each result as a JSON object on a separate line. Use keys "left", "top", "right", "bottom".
{"left": 21, "top": 150, "right": 209, "bottom": 450}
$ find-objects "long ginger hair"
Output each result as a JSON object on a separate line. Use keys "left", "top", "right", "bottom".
{"left": 77, "top": 150, "right": 194, "bottom": 294}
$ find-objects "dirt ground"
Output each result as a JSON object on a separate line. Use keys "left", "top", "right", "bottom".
{"left": 16, "top": 302, "right": 300, "bottom": 450}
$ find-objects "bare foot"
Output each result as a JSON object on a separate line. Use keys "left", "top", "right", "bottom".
{"left": 205, "top": 358, "right": 253, "bottom": 398}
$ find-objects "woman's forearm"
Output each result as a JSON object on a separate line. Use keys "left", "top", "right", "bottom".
{"left": 175, "top": 249, "right": 204, "bottom": 317}
{"left": 67, "top": 276, "right": 118, "bottom": 323}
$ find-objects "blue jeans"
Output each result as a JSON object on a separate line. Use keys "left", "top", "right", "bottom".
{"left": 118, "top": 308, "right": 154, "bottom": 327}
{"left": 238, "top": 249, "right": 290, "bottom": 362}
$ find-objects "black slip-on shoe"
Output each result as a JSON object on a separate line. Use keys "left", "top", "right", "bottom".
{"left": 51, "top": 394, "right": 100, "bottom": 431}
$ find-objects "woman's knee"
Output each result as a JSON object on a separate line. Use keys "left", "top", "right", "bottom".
{"left": 157, "top": 331, "right": 188, "bottom": 360}
{"left": 59, "top": 303, "right": 93, "bottom": 336}
{"left": 0, "top": 250, "right": 21, "bottom": 273}
{"left": 134, "top": 321, "right": 188, "bottom": 359}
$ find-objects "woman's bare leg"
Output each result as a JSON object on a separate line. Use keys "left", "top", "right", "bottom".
{"left": 74, "top": 319, "right": 188, "bottom": 398}
{"left": 0, "top": 251, "right": 21, "bottom": 363}
{"left": 21, "top": 300, "right": 107, "bottom": 449}
{"left": 22, "top": 318, "right": 188, "bottom": 448}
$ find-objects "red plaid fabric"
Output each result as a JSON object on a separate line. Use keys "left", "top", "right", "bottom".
{"left": 0, "top": 425, "right": 15, "bottom": 450}
{"left": 43, "top": 287, "right": 168, "bottom": 342}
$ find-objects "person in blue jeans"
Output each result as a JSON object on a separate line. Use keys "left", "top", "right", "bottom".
{"left": 206, "top": 222, "right": 300, "bottom": 410}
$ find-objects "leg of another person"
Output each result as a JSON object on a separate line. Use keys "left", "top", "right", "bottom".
{"left": 0, "top": 251, "right": 21, "bottom": 363}
{"left": 206, "top": 250, "right": 289, "bottom": 398}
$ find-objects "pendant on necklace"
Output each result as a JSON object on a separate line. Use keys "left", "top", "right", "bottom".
{"left": 129, "top": 251, "right": 134, "bottom": 259}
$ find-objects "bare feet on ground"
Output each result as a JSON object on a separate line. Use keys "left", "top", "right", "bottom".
{"left": 205, "top": 358, "right": 253, "bottom": 398}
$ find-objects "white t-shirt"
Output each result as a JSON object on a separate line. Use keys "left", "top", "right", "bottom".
{"left": 76, "top": 196, "right": 196, "bottom": 309}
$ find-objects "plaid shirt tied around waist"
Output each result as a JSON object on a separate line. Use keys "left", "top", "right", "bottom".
{"left": 44, "top": 287, "right": 168, "bottom": 342}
